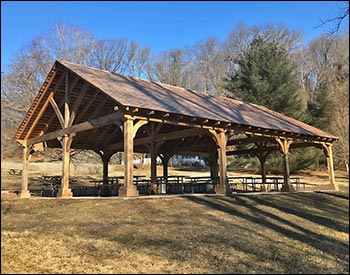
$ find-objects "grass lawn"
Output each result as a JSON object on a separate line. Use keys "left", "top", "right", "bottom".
{"left": 1, "top": 193, "right": 349, "bottom": 274}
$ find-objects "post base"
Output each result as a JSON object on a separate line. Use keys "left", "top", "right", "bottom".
{"left": 118, "top": 186, "right": 139, "bottom": 197}
{"left": 215, "top": 184, "right": 230, "bottom": 195}
{"left": 281, "top": 184, "right": 294, "bottom": 192}
{"left": 19, "top": 190, "right": 31, "bottom": 198}
{"left": 57, "top": 188, "right": 73, "bottom": 198}
{"left": 330, "top": 183, "right": 339, "bottom": 191}
{"left": 100, "top": 185, "right": 112, "bottom": 197}
{"left": 149, "top": 183, "right": 158, "bottom": 195}
{"left": 320, "top": 183, "right": 339, "bottom": 191}
{"left": 261, "top": 184, "right": 268, "bottom": 192}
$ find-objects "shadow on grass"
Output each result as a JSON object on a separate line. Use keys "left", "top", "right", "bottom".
{"left": 3, "top": 195, "right": 348, "bottom": 274}
{"left": 184, "top": 195, "right": 349, "bottom": 261}
{"left": 314, "top": 191, "right": 349, "bottom": 199}
{"left": 238, "top": 194, "right": 349, "bottom": 233}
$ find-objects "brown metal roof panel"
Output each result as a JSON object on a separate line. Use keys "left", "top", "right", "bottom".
{"left": 58, "top": 61, "right": 230, "bottom": 121}
{"left": 56, "top": 61, "right": 338, "bottom": 140}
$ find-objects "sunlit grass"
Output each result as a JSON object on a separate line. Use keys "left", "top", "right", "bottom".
{"left": 1, "top": 193, "right": 349, "bottom": 274}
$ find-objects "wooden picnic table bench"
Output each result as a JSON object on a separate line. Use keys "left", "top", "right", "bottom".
{"left": 228, "top": 176, "right": 304, "bottom": 192}
{"left": 156, "top": 175, "right": 188, "bottom": 184}
{"left": 40, "top": 176, "right": 77, "bottom": 197}
{"left": 8, "top": 169, "right": 22, "bottom": 176}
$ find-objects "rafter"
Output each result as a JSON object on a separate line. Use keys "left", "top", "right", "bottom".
{"left": 17, "top": 70, "right": 57, "bottom": 138}
{"left": 25, "top": 92, "right": 55, "bottom": 139}
{"left": 74, "top": 89, "right": 100, "bottom": 123}
{"left": 68, "top": 82, "right": 89, "bottom": 126}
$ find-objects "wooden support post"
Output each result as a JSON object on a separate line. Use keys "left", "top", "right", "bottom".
{"left": 97, "top": 150, "right": 114, "bottom": 197}
{"left": 119, "top": 116, "right": 139, "bottom": 197}
{"left": 58, "top": 72, "right": 73, "bottom": 198}
{"left": 163, "top": 161, "right": 168, "bottom": 182}
{"left": 256, "top": 152, "right": 268, "bottom": 192}
{"left": 148, "top": 122, "right": 162, "bottom": 194}
{"left": 58, "top": 135, "right": 73, "bottom": 198}
{"left": 276, "top": 138, "right": 293, "bottom": 192}
{"left": 162, "top": 154, "right": 171, "bottom": 183}
{"left": 210, "top": 130, "right": 229, "bottom": 195}
{"left": 322, "top": 143, "right": 339, "bottom": 191}
{"left": 19, "top": 144, "right": 31, "bottom": 198}
{"left": 103, "top": 158, "right": 109, "bottom": 184}
{"left": 151, "top": 147, "right": 157, "bottom": 183}
{"left": 209, "top": 150, "right": 219, "bottom": 179}
{"left": 260, "top": 156, "right": 267, "bottom": 191}
{"left": 218, "top": 131, "right": 228, "bottom": 194}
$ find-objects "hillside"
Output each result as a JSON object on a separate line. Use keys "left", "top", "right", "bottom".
{"left": 1, "top": 193, "right": 349, "bottom": 274}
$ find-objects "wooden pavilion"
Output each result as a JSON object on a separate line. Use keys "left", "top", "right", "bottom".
{"left": 14, "top": 60, "right": 339, "bottom": 198}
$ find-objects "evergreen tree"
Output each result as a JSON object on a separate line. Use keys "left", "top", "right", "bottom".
{"left": 306, "top": 80, "right": 334, "bottom": 128}
{"left": 225, "top": 36, "right": 305, "bottom": 120}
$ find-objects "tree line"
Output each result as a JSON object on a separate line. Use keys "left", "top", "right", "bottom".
{"left": 1, "top": 21, "right": 348, "bottom": 171}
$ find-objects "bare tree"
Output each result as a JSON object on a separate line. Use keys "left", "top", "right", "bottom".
{"left": 90, "top": 39, "right": 127, "bottom": 73}
{"left": 153, "top": 49, "right": 188, "bottom": 86}
{"left": 1, "top": 22, "right": 96, "bottom": 159}
{"left": 47, "top": 22, "right": 95, "bottom": 65}
{"left": 125, "top": 41, "right": 138, "bottom": 76}
{"left": 315, "top": 1, "right": 349, "bottom": 34}
{"left": 124, "top": 41, "right": 152, "bottom": 78}
{"left": 297, "top": 34, "right": 349, "bottom": 169}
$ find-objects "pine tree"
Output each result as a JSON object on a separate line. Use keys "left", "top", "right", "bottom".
{"left": 306, "top": 80, "right": 334, "bottom": 128}
{"left": 225, "top": 36, "right": 305, "bottom": 120}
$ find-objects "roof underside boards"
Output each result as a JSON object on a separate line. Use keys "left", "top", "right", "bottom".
{"left": 14, "top": 60, "right": 337, "bottom": 148}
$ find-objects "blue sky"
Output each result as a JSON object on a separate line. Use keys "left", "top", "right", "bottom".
{"left": 1, "top": 1, "right": 349, "bottom": 72}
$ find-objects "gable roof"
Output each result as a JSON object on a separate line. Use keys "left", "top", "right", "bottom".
{"left": 15, "top": 60, "right": 338, "bottom": 142}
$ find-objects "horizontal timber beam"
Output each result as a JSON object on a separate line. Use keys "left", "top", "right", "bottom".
{"left": 26, "top": 112, "right": 123, "bottom": 146}
{"left": 227, "top": 136, "right": 274, "bottom": 146}
{"left": 243, "top": 130, "right": 335, "bottom": 144}
{"left": 104, "top": 127, "right": 209, "bottom": 151}
{"left": 227, "top": 141, "right": 324, "bottom": 156}
{"left": 131, "top": 115, "right": 226, "bottom": 131}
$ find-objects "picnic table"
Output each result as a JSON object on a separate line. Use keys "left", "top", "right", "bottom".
{"left": 227, "top": 176, "right": 305, "bottom": 192}
{"left": 187, "top": 176, "right": 219, "bottom": 194}
{"left": 155, "top": 176, "right": 218, "bottom": 194}
{"left": 8, "top": 169, "right": 22, "bottom": 176}
{"left": 88, "top": 175, "right": 148, "bottom": 196}
{"left": 90, "top": 175, "right": 146, "bottom": 186}
{"left": 40, "top": 176, "right": 77, "bottom": 197}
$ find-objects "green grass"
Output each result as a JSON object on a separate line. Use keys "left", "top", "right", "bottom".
{"left": 1, "top": 193, "right": 349, "bottom": 274}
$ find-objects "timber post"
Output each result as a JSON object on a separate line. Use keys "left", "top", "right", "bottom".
{"left": 146, "top": 122, "right": 163, "bottom": 194}
{"left": 322, "top": 143, "right": 339, "bottom": 191}
{"left": 161, "top": 154, "right": 171, "bottom": 183}
{"left": 209, "top": 149, "right": 219, "bottom": 179}
{"left": 275, "top": 138, "right": 293, "bottom": 192}
{"left": 96, "top": 149, "right": 114, "bottom": 197}
{"left": 150, "top": 144, "right": 157, "bottom": 184}
{"left": 255, "top": 151, "right": 269, "bottom": 192}
{"left": 118, "top": 115, "right": 139, "bottom": 197}
{"left": 58, "top": 134, "right": 73, "bottom": 198}
{"left": 19, "top": 143, "right": 31, "bottom": 198}
{"left": 58, "top": 72, "right": 73, "bottom": 198}
{"left": 209, "top": 130, "right": 230, "bottom": 195}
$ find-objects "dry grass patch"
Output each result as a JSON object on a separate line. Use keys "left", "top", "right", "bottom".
{"left": 1, "top": 193, "right": 349, "bottom": 274}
